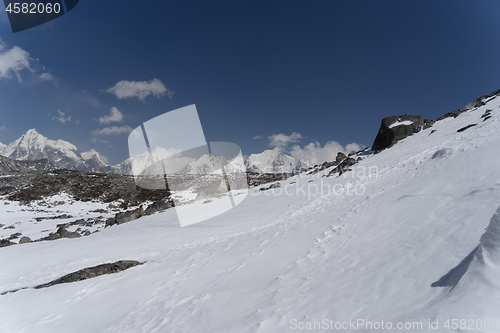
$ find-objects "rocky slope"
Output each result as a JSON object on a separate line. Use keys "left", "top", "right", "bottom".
{"left": 0, "top": 155, "right": 54, "bottom": 173}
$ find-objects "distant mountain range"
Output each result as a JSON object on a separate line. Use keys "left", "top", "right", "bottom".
{"left": 0, "top": 129, "right": 310, "bottom": 174}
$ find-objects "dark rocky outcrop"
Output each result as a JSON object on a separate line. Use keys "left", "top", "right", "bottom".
{"left": 372, "top": 115, "right": 435, "bottom": 151}
{"left": 34, "top": 260, "right": 143, "bottom": 289}
{"left": 106, "top": 206, "right": 144, "bottom": 227}
{"left": 335, "top": 152, "right": 347, "bottom": 164}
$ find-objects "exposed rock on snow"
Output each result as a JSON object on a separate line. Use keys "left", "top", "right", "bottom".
{"left": 259, "top": 182, "right": 282, "bottom": 191}
{"left": 18, "top": 237, "right": 31, "bottom": 244}
{"left": 34, "top": 260, "right": 143, "bottom": 289}
{"left": 457, "top": 123, "right": 477, "bottom": 132}
{"left": 143, "top": 200, "right": 173, "bottom": 216}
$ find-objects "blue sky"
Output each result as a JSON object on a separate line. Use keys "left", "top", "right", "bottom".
{"left": 1, "top": 0, "right": 500, "bottom": 165}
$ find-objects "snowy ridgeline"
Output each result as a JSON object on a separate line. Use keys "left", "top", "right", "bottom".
{"left": 0, "top": 130, "right": 315, "bottom": 174}
{"left": 1, "top": 94, "right": 500, "bottom": 332}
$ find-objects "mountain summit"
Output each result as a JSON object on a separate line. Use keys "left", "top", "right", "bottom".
{"left": 0, "top": 129, "right": 102, "bottom": 172}
{"left": 245, "top": 148, "right": 307, "bottom": 173}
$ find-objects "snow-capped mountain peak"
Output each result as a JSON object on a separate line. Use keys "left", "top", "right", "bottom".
{"left": 0, "top": 129, "right": 104, "bottom": 171}
{"left": 245, "top": 148, "right": 307, "bottom": 173}
{"left": 82, "top": 149, "right": 109, "bottom": 165}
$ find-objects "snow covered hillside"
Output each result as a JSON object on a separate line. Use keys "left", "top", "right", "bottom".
{"left": 1, "top": 94, "right": 500, "bottom": 332}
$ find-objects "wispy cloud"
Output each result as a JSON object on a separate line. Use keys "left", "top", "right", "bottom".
{"left": 53, "top": 110, "right": 71, "bottom": 124}
{"left": 39, "top": 72, "right": 55, "bottom": 82}
{"left": 93, "top": 125, "right": 133, "bottom": 136}
{"left": 0, "top": 40, "right": 32, "bottom": 82}
{"left": 97, "top": 107, "right": 123, "bottom": 124}
{"left": 105, "top": 78, "right": 173, "bottom": 101}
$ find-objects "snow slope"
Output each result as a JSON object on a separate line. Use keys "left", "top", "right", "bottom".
{"left": 1, "top": 96, "right": 500, "bottom": 332}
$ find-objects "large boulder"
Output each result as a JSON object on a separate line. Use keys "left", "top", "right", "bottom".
{"left": 143, "top": 201, "right": 173, "bottom": 216}
{"left": 106, "top": 206, "right": 144, "bottom": 227}
{"left": 372, "top": 115, "right": 434, "bottom": 151}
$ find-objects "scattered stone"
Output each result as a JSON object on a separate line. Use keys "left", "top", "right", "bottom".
{"left": 4, "top": 225, "right": 15, "bottom": 229}
{"left": 35, "top": 214, "right": 73, "bottom": 222}
{"left": 90, "top": 208, "right": 108, "bottom": 213}
{"left": 0, "top": 186, "right": 15, "bottom": 196}
{"left": 429, "top": 129, "right": 437, "bottom": 135}
{"left": 327, "top": 157, "right": 358, "bottom": 177}
{"left": 457, "top": 124, "right": 477, "bottom": 133}
{"left": 8, "top": 232, "right": 22, "bottom": 240}
{"left": 83, "top": 230, "right": 91, "bottom": 236}
{"left": 247, "top": 172, "right": 294, "bottom": 187}
{"left": 259, "top": 182, "right": 282, "bottom": 191}
{"left": 0, "top": 239, "right": 15, "bottom": 248}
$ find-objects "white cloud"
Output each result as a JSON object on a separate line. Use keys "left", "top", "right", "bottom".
{"left": 97, "top": 107, "right": 123, "bottom": 124}
{"left": 39, "top": 72, "right": 55, "bottom": 82}
{"left": 290, "top": 141, "right": 362, "bottom": 166}
{"left": 94, "top": 125, "right": 133, "bottom": 136}
{"left": 267, "top": 132, "right": 302, "bottom": 149}
{"left": 105, "top": 79, "right": 173, "bottom": 101}
{"left": 53, "top": 110, "right": 71, "bottom": 124}
{"left": 0, "top": 41, "right": 32, "bottom": 82}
